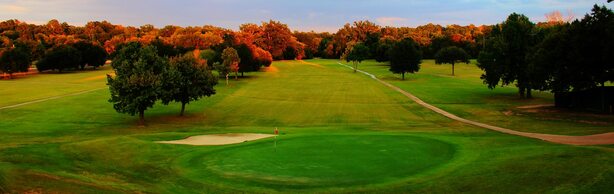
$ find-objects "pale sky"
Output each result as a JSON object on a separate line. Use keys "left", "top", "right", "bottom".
{"left": 0, "top": 0, "right": 607, "bottom": 32}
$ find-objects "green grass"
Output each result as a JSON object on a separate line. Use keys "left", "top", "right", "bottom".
{"left": 0, "top": 59, "right": 612, "bottom": 193}
{"left": 0, "top": 66, "right": 112, "bottom": 107}
{"left": 186, "top": 134, "right": 455, "bottom": 189}
{"left": 358, "top": 59, "right": 614, "bottom": 135}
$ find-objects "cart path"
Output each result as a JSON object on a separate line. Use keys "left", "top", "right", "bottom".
{"left": 336, "top": 62, "right": 614, "bottom": 146}
{"left": 0, "top": 88, "right": 106, "bottom": 110}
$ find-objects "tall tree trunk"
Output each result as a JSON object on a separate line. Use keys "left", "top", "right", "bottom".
{"left": 138, "top": 110, "right": 145, "bottom": 126}
{"left": 402, "top": 72, "right": 405, "bottom": 80}
{"left": 526, "top": 88, "right": 532, "bottom": 98}
{"left": 241, "top": 72, "right": 244, "bottom": 77}
{"left": 353, "top": 61, "right": 357, "bottom": 73}
{"left": 519, "top": 87, "right": 526, "bottom": 98}
{"left": 225, "top": 74, "right": 229, "bottom": 85}
{"left": 452, "top": 63, "right": 455, "bottom": 76}
{"left": 234, "top": 72, "right": 238, "bottom": 80}
{"left": 602, "top": 82, "right": 606, "bottom": 112}
{"left": 180, "top": 102, "right": 186, "bottom": 116}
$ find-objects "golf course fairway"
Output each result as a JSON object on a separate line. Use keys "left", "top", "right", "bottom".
{"left": 0, "top": 59, "right": 612, "bottom": 193}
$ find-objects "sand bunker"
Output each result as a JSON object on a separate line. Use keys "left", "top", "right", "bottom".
{"left": 157, "top": 133, "right": 276, "bottom": 146}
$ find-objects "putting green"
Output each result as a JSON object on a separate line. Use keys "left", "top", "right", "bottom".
{"left": 182, "top": 134, "right": 456, "bottom": 189}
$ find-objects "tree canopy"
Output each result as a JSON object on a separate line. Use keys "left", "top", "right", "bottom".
{"left": 0, "top": 45, "right": 31, "bottom": 78}
{"left": 389, "top": 38, "right": 422, "bottom": 80}
{"left": 219, "top": 47, "right": 240, "bottom": 83}
{"left": 435, "top": 46, "right": 469, "bottom": 76}
{"left": 36, "top": 45, "right": 81, "bottom": 72}
{"left": 107, "top": 43, "right": 168, "bottom": 125}
{"left": 477, "top": 13, "right": 537, "bottom": 98}
{"left": 72, "top": 41, "right": 107, "bottom": 69}
{"left": 345, "top": 42, "right": 369, "bottom": 73}
{"left": 161, "top": 54, "right": 217, "bottom": 116}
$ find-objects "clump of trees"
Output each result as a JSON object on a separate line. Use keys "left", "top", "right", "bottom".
{"left": 478, "top": 4, "right": 614, "bottom": 99}
{"left": 36, "top": 41, "right": 107, "bottom": 72}
{"left": 435, "top": 46, "right": 469, "bottom": 76}
{"left": 0, "top": 45, "right": 31, "bottom": 79}
{"left": 36, "top": 45, "right": 82, "bottom": 72}
{"left": 107, "top": 42, "right": 218, "bottom": 125}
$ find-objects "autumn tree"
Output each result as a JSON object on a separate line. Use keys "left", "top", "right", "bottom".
{"left": 332, "top": 21, "right": 380, "bottom": 58}
{"left": 255, "top": 20, "right": 295, "bottom": 59}
{"left": 389, "top": 38, "right": 422, "bottom": 80}
{"left": 161, "top": 54, "right": 217, "bottom": 116}
{"left": 253, "top": 46, "right": 273, "bottom": 67}
{"left": 107, "top": 43, "right": 168, "bottom": 125}
{"left": 435, "top": 46, "right": 469, "bottom": 76}
{"left": 0, "top": 46, "right": 31, "bottom": 79}
{"left": 218, "top": 47, "right": 240, "bottom": 84}
{"left": 293, "top": 31, "right": 323, "bottom": 59}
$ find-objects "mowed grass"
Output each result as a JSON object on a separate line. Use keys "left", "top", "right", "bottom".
{"left": 0, "top": 59, "right": 612, "bottom": 193}
{"left": 357, "top": 59, "right": 614, "bottom": 136}
{"left": 0, "top": 66, "right": 113, "bottom": 107}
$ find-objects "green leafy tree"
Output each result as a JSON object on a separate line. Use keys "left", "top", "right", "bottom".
{"left": 581, "top": 5, "right": 614, "bottom": 87}
{"left": 477, "top": 13, "right": 537, "bottom": 98}
{"left": 200, "top": 49, "right": 219, "bottom": 66}
{"left": 161, "top": 54, "right": 217, "bottom": 116}
{"left": 389, "top": 38, "right": 422, "bottom": 80}
{"left": 282, "top": 46, "right": 298, "bottom": 60}
{"left": 435, "top": 46, "right": 470, "bottom": 76}
{"left": 345, "top": 43, "right": 369, "bottom": 73}
{"left": 107, "top": 42, "right": 168, "bottom": 125}
{"left": 236, "top": 44, "right": 258, "bottom": 76}
{"left": 72, "top": 41, "right": 107, "bottom": 69}
{"left": 0, "top": 46, "right": 31, "bottom": 79}
{"left": 150, "top": 38, "right": 179, "bottom": 57}
{"left": 36, "top": 45, "right": 81, "bottom": 72}
{"left": 374, "top": 41, "right": 392, "bottom": 62}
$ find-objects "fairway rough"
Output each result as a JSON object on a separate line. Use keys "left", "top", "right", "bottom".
{"left": 337, "top": 62, "right": 614, "bottom": 145}
{"left": 157, "top": 133, "right": 276, "bottom": 145}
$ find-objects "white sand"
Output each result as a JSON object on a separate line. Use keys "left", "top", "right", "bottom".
{"left": 157, "top": 133, "right": 276, "bottom": 146}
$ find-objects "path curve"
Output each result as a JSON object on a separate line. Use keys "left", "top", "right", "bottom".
{"left": 336, "top": 62, "right": 614, "bottom": 145}
{"left": 0, "top": 88, "right": 106, "bottom": 110}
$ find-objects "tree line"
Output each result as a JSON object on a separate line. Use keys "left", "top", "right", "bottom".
{"left": 478, "top": 4, "right": 614, "bottom": 98}
{"left": 0, "top": 18, "right": 489, "bottom": 78}
{"left": 339, "top": 4, "right": 613, "bottom": 99}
